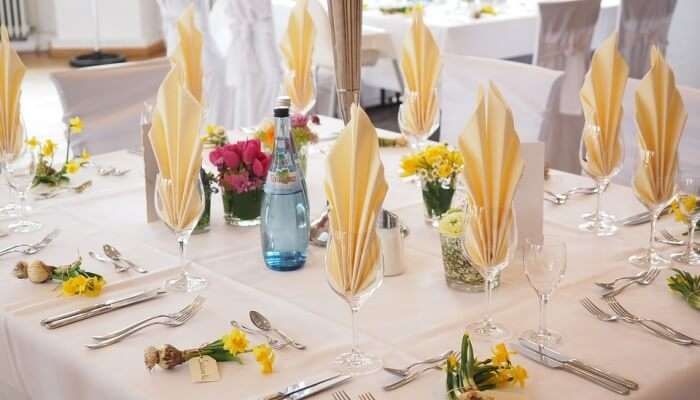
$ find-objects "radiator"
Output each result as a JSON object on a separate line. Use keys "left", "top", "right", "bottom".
{"left": 0, "top": 0, "right": 29, "bottom": 40}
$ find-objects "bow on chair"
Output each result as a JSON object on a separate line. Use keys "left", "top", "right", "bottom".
{"left": 538, "top": 30, "right": 594, "bottom": 67}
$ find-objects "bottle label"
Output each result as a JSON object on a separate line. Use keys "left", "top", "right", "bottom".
{"left": 265, "top": 168, "right": 303, "bottom": 195}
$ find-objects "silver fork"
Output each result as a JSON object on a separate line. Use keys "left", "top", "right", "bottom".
{"left": 601, "top": 268, "right": 659, "bottom": 298}
{"left": 383, "top": 350, "right": 452, "bottom": 376}
{"left": 545, "top": 186, "right": 598, "bottom": 204}
{"left": 594, "top": 271, "right": 646, "bottom": 290}
{"left": 332, "top": 390, "right": 352, "bottom": 400}
{"left": 85, "top": 297, "right": 205, "bottom": 349}
{"left": 658, "top": 229, "right": 699, "bottom": 248}
{"left": 358, "top": 393, "right": 377, "bottom": 400}
{"left": 0, "top": 229, "right": 60, "bottom": 256}
{"left": 605, "top": 297, "right": 699, "bottom": 345}
{"left": 581, "top": 297, "right": 691, "bottom": 345}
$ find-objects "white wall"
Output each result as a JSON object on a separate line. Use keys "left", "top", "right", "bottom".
{"left": 667, "top": 0, "right": 700, "bottom": 88}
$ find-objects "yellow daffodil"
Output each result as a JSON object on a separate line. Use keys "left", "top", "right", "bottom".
{"left": 25, "top": 136, "right": 39, "bottom": 149}
{"left": 69, "top": 116, "right": 83, "bottom": 134}
{"left": 400, "top": 155, "right": 419, "bottom": 177}
{"left": 672, "top": 195, "right": 697, "bottom": 223}
{"left": 438, "top": 163, "right": 453, "bottom": 179}
{"left": 79, "top": 148, "right": 91, "bottom": 163}
{"left": 511, "top": 365, "right": 528, "bottom": 388}
{"left": 446, "top": 353, "right": 458, "bottom": 370}
{"left": 399, "top": 144, "right": 462, "bottom": 180}
{"left": 491, "top": 343, "right": 514, "bottom": 365}
{"left": 252, "top": 344, "right": 275, "bottom": 374}
{"left": 65, "top": 160, "right": 80, "bottom": 174}
{"left": 82, "top": 277, "right": 105, "bottom": 297}
{"left": 222, "top": 328, "right": 249, "bottom": 355}
{"left": 41, "top": 139, "right": 57, "bottom": 157}
{"left": 62, "top": 275, "right": 87, "bottom": 296}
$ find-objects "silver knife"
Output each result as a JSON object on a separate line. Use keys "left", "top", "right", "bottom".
{"left": 288, "top": 375, "right": 352, "bottom": 399}
{"left": 259, "top": 374, "right": 348, "bottom": 400}
{"left": 41, "top": 288, "right": 156, "bottom": 326}
{"left": 44, "top": 288, "right": 167, "bottom": 329}
{"left": 519, "top": 338, "right": 638, "bottom": 390}
{"left": 514, "top": 344, "right": 630, "bottom": 395}
{"left": 620, "top": 206, "right": 671, "bottom": 226}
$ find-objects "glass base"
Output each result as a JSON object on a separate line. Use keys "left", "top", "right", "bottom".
{"left": 465, "top": 320, "right": 511, "bottom": 341}
{"left": 9, "top": 219, "right": 42, "bottom": 233}
{"left": 165, "top": 272, "right": 208, "bottom": 293}
{"left": 446, "top": 278, "right": 485, "bottom": 292}
{"left": 225, "top": 216, "right": 260, "bottom": 227}
{"left": 582, "top": 211, "right": 616, "bottom": 223}
{"left": 628, "top": 251, "right": 671, "bottom": 269}
{"left": 578, "top": 219, "right": 618, "bottom": 236}
{"left": 671, "top": 249, "right": 700, "bottom": 266}
{"left": 521, "top": 329, "right": 562, "bottom": 346}
{"left": 332, "top": 350, "right": 382, "bottom": 376}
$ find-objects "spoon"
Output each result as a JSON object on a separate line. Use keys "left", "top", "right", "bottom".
{"left": 37, "top": 180, "right": 93, "bottom": 199}
{"left": 97, "top": 166, "right": 115, "bottom": 176}
{"left": 249, "top": 310, "right": 306, "bottom": 350}
{"left": 88, "top": 250, "right": 128, "bottom": 273}
{"left": 230, "top": 320, "right": 285, "bottom": 350}
{"left": 102, "top": 244, "right": 148, "bottom": 274}
{"left": 111, "top": 168, "right": 130, "bottom": 176}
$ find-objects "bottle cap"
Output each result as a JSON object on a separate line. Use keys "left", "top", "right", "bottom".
{"left": 274, "top": 96, "right": 290, "bottom": 118}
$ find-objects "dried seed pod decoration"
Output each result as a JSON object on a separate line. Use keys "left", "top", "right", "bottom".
{"left": 27, "top": 260, "right": 54, "bottom": 283}
{"left": 13, "top": 261, "right": 29, "bottom": 279}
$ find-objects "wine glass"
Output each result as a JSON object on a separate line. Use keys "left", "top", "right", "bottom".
{"left": 1, "top": 122, "right": 26, "bottom": 218}
{"left": 578, "top": 122, "right": 624, "bottom": 236}
{"left": 5, "top": 146, "right": 41, "bottom": 233}
{"left": 670, "top": 173, "right": 700, "bottom": 265}
{"left": 522, "top": 236, "right": 567, "bottom": 345}
{"left": 629, "top": 149, "right": 677, "bottom": 269}
{"left": 154, "top": 173, "right": 207, "bottom": 292}
{"left": 325, "top": 228, "right": 384, "bottom": 375}
{"left": 398, "top": 89, "right": 440, "bottom": 153}
{"left": 285, "top": 68, "right": 316, "bottom": 116}
{"left": 461, "top": 204, "right": 517, "bottom": 340}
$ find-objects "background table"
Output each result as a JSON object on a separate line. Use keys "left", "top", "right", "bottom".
{"left": 0, "top": 117, "right": 698, "bottom": 400}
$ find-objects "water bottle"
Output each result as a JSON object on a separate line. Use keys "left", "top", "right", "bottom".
{"left": 260, "top": 97, "right": 310, "bottom": 271}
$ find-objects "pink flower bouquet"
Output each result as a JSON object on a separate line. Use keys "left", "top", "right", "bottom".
{"left": 209, "top": 139, "right": 271, "bottom": 194}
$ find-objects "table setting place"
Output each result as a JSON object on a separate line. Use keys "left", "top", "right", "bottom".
{"left": 0, "top": 2, "right": 699, "bottom": 400}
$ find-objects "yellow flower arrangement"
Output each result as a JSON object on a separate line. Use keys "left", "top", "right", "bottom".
{"left": 14, "top": 258, "right": 105, "bottom": 297}
{"left": 400, "top": 143, "right": 463, "bottom": 182}
{"left": 69, "top": 116, "right": 83, "bottom": 134}
{"left": 32, "top": 116, "right": 89, "bottom": 186}
{"left": 62, "top": 275, "right": 87, "bottom": 296}
{"left": 41, "top": 139, "right": 57, "bottom": 157}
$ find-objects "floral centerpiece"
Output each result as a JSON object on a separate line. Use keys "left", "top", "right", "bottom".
{"left": 209, "top": 139, "right": 271, "bottom": 226}
{"left": 401, "top": 143, "right": 464, "bottom": 226}
{"left": 13, "top": 257, "right": 105, "bottom": 297}
{"left": 255, "top": 113, "right": 319, "bottom": 175}
{"left": 446, "top": 333, "right": 527, "bottom": 399}
{"left": 29, "top": 117, "right": 88, "bottom": 186}
{"left": 144, "top": 327, "right": 275, "bottom": 374}
{"left": 668, "top": 269, "right": 700, "bottom": 310}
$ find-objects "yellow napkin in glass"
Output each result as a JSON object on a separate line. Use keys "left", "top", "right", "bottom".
{"left": 458, "top": 82, "right": 524, "bottom": 267}
{"left": 324, "top": 104, "right": 388, "bottom": 295}
{"left": 633, "top": 47, "right": 687, "bottom": 208}
{"left": 0, "top": 26, "right": 25, "bottom": 156}
{"left": 400, "top": 7, "right": 440, "bottom": 135}
{"left": 580, "top": 33, "right": 628, "bottom": 178}
{"left": 171, "top": 5, "right": 203, "bottom": 103}
{"left": 280, "top": 0, "right": 315, "bottom": 112}
{"left": 148, "top": 63, "right": 204, "bottom": 231}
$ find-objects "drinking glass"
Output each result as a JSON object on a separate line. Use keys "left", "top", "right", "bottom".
{"left": 5, "top": 147, "right": 41, "bottom": 233}
{"left": 398, "top": 89, "right": 440, "bottom": 153}
{"left": 461, "top": 205, "right": 517, "bottom": 340}
{"left": 285, "top": 69, "right": 316, "bottom": 116}
{"left": 578, "top": 122, "right": 624, "bottom": 236}
{"left": 671, "top": 173, "right": 700, "bottom": 265}
{"left": 629, "top": 150, "right": 677, "bottom": 269}
{"left": 325, "top": 229, "right": 384, "bottom": 375}
{"left": 154, "top": 173, "right": 207, "bottom": 292}
{"left": 1, "top": 123, "right": 26, "bottom": 218}
{"left": 522, "top": 236, "right": 567, "bottom": 345}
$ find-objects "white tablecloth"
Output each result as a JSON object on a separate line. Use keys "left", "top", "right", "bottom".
{"left": 0, "top": 117, "right": 698, "bottom": 400}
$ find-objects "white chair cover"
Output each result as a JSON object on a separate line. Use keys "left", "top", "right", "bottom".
{"left": 209, "top": 0, "right": 281, "bottom": 128}
{"left": 616, "top": 79, "right": 699, "bottom": 184}
{"left": 155, "top": 0, "right": 192, "bottom": 56}
{"left": 51, "top": 58, "right": 171, "bottom": 155}
{"left": 618, "top": 0, "right": 677, "bottom": 79}
{"left": 440, "top": 54, "right": 562, "bottom": 147}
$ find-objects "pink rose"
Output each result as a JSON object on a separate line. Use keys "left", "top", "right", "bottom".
{"left": 209, "top": 147, "right": 224, "bottom": 167}
{"left": 222, "top": 149, "right": 240, "bottom": 170}
{"left": 242, "top": 139, "right": 261, "bottom": 165}
{"left": 223, "top": 173, "right": 250, "bottom": 193}
{"left": 291, "top": 113, "right": 308, "bottom": 128}
{"left": 252, "top": 159, "right": 265, "bottom": 177}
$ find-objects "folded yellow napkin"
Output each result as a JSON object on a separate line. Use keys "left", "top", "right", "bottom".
{"left": 0, "top": 26, "right": 25, "bottom": 156}
{"left": 633, "top": 47, "right": 687, "bottom": 208}
{"left": 458, "top": 83, "right": 524, "bottom": 267}
{"left": 281, "top": 0, "right": 315, "bottom": 112}
{"left": 148, "top": 63, "right": 204, "bottom": 231}
{"left": 171, "top": 5, "right": 203, "bottom": 103}
{"left": 400, "top": 7, "right": 440, "bottom": 135}
{"left": 324, "top": 104, "right": 388, "bottom": 295}
{"left": 580, "top": 33, "right": 628, "bottom": 179}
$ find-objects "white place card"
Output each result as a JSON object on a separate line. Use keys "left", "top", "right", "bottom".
{"left": 514, "top": 142, "right": 545, "bottom": 246}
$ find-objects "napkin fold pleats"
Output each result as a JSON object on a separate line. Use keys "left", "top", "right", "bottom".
{"left": 458, "top": 83, "right": 524, "bottom": 267}
{"left": 171, "top": 5, "right": 203, "bottom": 103}
{"left": 633, "top": 47, "right": 687, "bottom": 208}
{"left": 324, "top": 104, "right": 388, "bottom": 295}
{"left": 400, "top": 7, "right": 440, "bottom": 135}
{"left": 0, "top": 26, "right": 25, "bottom": 156}
{"left": 281, "top": 0, "right": 315, "bottom": 112}
{"left": 580, "top": 33, "right": 628, "bottom": 178}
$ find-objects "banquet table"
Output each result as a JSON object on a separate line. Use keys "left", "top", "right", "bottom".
{"left": 0, "top": 116, "right": 698, "bottom": 400}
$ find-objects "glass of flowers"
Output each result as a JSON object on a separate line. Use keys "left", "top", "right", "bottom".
{"left": 670, "top": 173, "right": 700, "bottom": 265}
{"left": 397, "top": 89, "right": 440, "bottom": 152}
{"left": 209, "top": 139, "right": 271, "bottom": 227}
{"left": 400, "top": 143, "right": 463, "bottom": 227}
{"left": 255, "top": 115, "right": 318, "bottom": 176}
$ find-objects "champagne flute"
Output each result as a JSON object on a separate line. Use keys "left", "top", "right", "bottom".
{"left": 671, "top": 173, "right": 700, "bottom": 265}
{"left": 461, "top": 205, "right": 517, "bottom": 340}
{"left": 522, "top": 236, "right": 567, "bottom": 345}
{"left": 578, "top": 122, "right": 624, "bottom": 235}
{"left": 154, "top": 173, "right": 207, "bottom": 292}
{"left": 325, "top": 228, "right": 384, "bottom": 375}
{"left": 629, "top": 149, "right": 677, "bottom": 269}
{"left": 398, "top": 88, "right": 440, "bottom": 153}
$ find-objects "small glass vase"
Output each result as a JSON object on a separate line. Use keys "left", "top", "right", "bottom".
{"left": 193, "top": 189, "right": 212, "bottom": 234}
{"left": 421, "top": 179, "right": 455, "bottom": 227}
{"left": 222, "top": 188, "right": 262, "bottom": 226}
{"left": 440, "top": 234, "right": 499, "bottom": 292}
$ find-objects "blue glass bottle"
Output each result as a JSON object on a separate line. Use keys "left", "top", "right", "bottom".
{"left": 260, "top": 97, "right": 310, "bottom": 271}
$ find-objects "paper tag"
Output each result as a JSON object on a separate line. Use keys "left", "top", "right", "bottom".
{"left": 188, "top": 356, "right": 220, "bottom": 383}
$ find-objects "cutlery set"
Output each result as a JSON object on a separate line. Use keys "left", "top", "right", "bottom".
{"left": 89, "top": 244, "right": 149, "bottom": 273}
{"left": 35, "top": 180, "right": 93, "bottom": 200}
{"left": 382, "top": 350, "right": 453, "bottom": 391}
{"left": 544, "top": 186, "right": 599, "bottom": 205}
{"left": 231, "top": 311, "right": 306, "bottom": 351}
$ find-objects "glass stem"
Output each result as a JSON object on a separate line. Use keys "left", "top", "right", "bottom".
{"left": 688, "top": 221, "right": 698, "bottom": 256}
{"left": 648, "top": 210, "right": 660, "bottom": 260}
{"left": 17, "top": 191, "right": 26, "bottom": 221}
{"left": 594, "top": 182, "right": 603, "bottom": 223}
{"left": 484, "top": 277, "right": 494, "bottom": 327}
{"left": 538, "top": 294, "right": 549, "bottom": 336}
{"left": 177, "top": 236, "right": 187, "bottom": 277}
{"left": 351, "top": 306, "right": 360, "bottom": 355}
